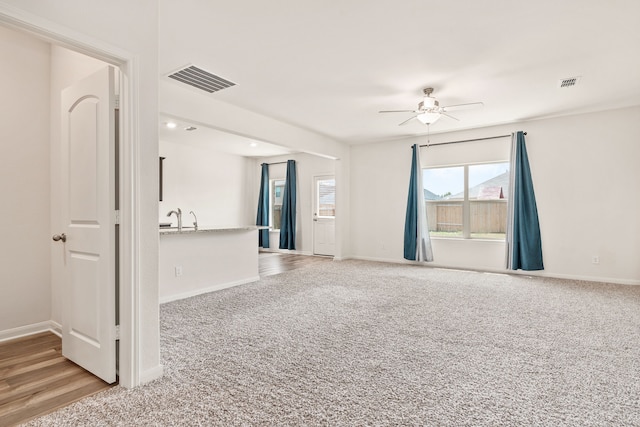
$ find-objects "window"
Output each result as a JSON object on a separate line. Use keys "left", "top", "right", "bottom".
{"left": 271, "top": 179, "right": 285, "bottom": 230}
{"left": 423, "top": 166, "right": 464, "bottom": 238}
{"left": 423, "top": 162, "right": 510, "bottom": 239}
{"left": 316, "top": 178, "right": 336, "bottom": 218}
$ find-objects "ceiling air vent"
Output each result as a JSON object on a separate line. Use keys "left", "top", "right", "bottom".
{"left": 558, "top": 76, "right": 581, "bottom": 88}
{"left": 167, "top": 65, "right": 236, "bottom": 94}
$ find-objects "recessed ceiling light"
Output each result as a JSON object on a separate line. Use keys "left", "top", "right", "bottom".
{"left": 166, "top": 122, "right": 177, "bottom": 129}
{"left": 249, "top": 142, "right": 258, "bottom": 148}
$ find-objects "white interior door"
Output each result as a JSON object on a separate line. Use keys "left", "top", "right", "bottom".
{"left": 58, "top": 66, "right": 116, "bottom": 384}
{"left": 313, "top": 176, "right": 336, "bottom": 256}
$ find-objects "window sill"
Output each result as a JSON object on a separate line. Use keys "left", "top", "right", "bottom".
{"left": 430, "top": 236, "right": 506, "bottom": 243}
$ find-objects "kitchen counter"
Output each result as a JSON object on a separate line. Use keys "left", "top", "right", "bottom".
{"left": 159, "top": 225, "right": 268, "bottom": 235}
{"left": 159, "top": 226, "right": 267, "bottom": 303}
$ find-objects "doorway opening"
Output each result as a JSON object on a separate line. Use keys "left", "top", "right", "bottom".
{"left": 0, "top": 8, "right": 140, "bottom": 420}
{"left": 0, "top": 22, "right": 121, "bottom": 422}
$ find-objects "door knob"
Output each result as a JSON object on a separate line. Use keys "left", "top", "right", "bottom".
{"left": 52, "top": 233, "right": 67, "bottom": 242}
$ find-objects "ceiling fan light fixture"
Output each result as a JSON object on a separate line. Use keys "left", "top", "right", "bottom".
{"left": 379, "top": 87, "right": 481, "bottom": 126}
{"left": 417, "top": 112, "right": 441, "bottom": 125}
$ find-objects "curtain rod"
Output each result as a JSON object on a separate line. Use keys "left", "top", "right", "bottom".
{"left": 418, "top": 132, "right": 526, "bottom": 148}
{"left": 262, "top": 161, "right": 287, "bottom": 166}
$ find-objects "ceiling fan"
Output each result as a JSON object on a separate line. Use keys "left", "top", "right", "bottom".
{"left": 379, "top": 87, "right": 483, "bottom": 126}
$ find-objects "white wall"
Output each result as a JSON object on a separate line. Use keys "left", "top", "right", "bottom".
{"left": 525, "top": 107, "right": 639, "bottom": 284}
{"left": 253, "top": 153, "right": 335, "bottom": 254}
{"left": 350, "top": 139, "right": 407, "bottom": 263}
{"left": 349, "top": 106, "right": 640, "bottom": 285}
{"left": 0, "top": 25, "right": 51, "bottom": 332}
{"left": 159, "top": 230, "right": 259, "bottom": 303}
{"left": 159, "top": 140, "right": 255, "bottom": 227}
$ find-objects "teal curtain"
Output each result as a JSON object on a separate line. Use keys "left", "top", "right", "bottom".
{"left": 279, "top": 160, "right": 297, "bottom": 250}
{"left": 404, "top": 144, "right": 433, "bottom": 261}
{"left": 256, "top": 163, "right": 270, "bottom": 248}
{"left": 507, "top": 131, "right": 544, "bottom": 270}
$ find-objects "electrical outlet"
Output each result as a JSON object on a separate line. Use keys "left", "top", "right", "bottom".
{"left": 592, "top": 256, "right": 599, "bottom": 264}
{"left": 175, "top": 266, "right": 183, "bottom": 277}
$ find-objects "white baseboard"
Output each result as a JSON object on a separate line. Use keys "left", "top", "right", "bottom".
{"left": 533, "top": 272, "right": 640, "bottom": 286}
{"left": 159, "top": 276, "right": 261, "bottom": 304}
{"left": 0, "top": 320, "right": 62, "bottom": 343}
{"left": 347, "top": 255, "right": 415, "bottom": 264}
{"left": 139, "top": 364, "right": 164, "bottom": 385}
{"left": 260, "top": 248, "right": 313, "bottom": 256}
{"left": 347, "top": 255, "right": 640, "bottom": 286}
{"left": 49, "top": 320, "right": 62, "bottom": 337}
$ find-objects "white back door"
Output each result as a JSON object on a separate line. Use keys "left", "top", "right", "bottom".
{"left": 59, "top": 66, "right": 116, "bottom": 384}
{"left": 313, "top": 176, "right": 336, "bottom": 256}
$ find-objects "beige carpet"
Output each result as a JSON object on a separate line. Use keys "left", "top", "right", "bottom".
{"left": 25, "top": 260, "right": 640, "bottom": 426}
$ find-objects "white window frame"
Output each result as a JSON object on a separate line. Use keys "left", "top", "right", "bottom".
{"left": 315, "top": 177, "right": 336, "bottom": 219}
{"left": 424, "top": 160, "right": 509, "bottom": 240}
{"left": 269, "top": 178, "right": 285, "bottom": 231}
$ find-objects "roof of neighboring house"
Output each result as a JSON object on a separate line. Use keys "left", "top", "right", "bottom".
{"left": 424, "top": 188, "right": 442, "bottom": 201}
{"left": 449, "top": 171, "right": 511, "bottom": 200}
{"left": 478, "top": 186, "right": 504, "bottom": 200}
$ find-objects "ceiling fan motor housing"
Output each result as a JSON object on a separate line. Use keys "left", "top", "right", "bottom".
{"left": 419, "top": 97, "right": 439, "bottom": 111}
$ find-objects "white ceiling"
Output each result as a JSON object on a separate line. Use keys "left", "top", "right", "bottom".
{"left": 158, "top": 0, "right": 640, "bottom": 148}
{"left": 159, "top": 115, "right": 293, "bottom": 157}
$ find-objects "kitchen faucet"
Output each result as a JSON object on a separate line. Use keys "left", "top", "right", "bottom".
{"left": 189, "top": 211, "right": 198, "bottom": 230}
{"left": 167, "top": 208, "right": 182, "bottom": 231}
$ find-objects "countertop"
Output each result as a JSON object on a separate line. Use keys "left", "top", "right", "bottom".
{"left": 159, "top": 225, "right": 269, "bottom": 235}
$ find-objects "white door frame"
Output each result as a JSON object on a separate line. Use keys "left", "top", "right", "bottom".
{"left": 0, "top": 9, "right": 142, "bottom": 388}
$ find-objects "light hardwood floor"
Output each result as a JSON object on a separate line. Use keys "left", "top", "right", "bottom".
{"left": 259, "top": 252, "right": 333, "bottom": 277}
{"left": 0, "top": 332, "right": 114, "bottom": 426}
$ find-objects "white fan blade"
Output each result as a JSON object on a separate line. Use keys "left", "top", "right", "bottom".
{"left": 442, "top": 102, "right": 484, "bottom": 112}
{"left": 399, "top": 116, "right": 418, "bottom": 126}
{"left": 441, "top": 112, "right": 460, "bottom": 121}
